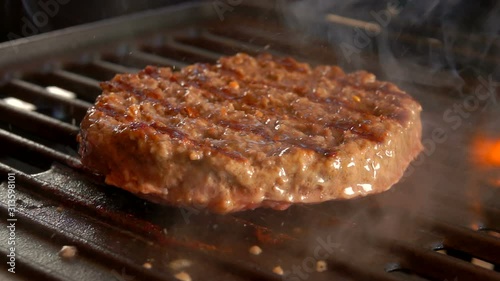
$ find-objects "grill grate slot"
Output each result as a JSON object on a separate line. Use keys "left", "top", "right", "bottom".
{"left": 207, "top": 26, "right": 337, "bottom": 64}
{"left": 175, "top": 33, "right": 263, "bottom": 56}
{"left": 0, "top": 129, "right": 80, "bottom": 168}
{"left": 0, "top": 157, "right": 49, "bottom": 175}
{"left": 103, "top": 50, "right": 187, "bottom": 70}
{"left": 64, "top": 63, "right": 125, "bottom": 82}
{"left": 387, "top": 268, "right": 435, "bottom": 281}
{"left": 482, "top": 229, "right": 500, "bottom": 239}
{"left": 431, "top": 223, "right": 500, "bottom": 266}
{"left": 0, "top": 135, "right": 50, "bottom": 173}
{"left": 436, "top": 249, "right": 498, "bottom": 271}
{"left": 0, "top": 101, "right": 78, "bottom": 144}
{"left": 90, "top": 59, "right": 141, "bottom": 75}
{"left": 391, "top": 242, "right": 500, "bottom": 281}
{"left": 24, "top": 71, "right": 101, "bottom": 103}
{"left": 0, "top": 79, "right": 90, "bottom": 123}
{"left": 0, "top": 132, "right": 77, "bottom": 174}
{"left": 142, "top": 39, "right": 220, "bottom": 64}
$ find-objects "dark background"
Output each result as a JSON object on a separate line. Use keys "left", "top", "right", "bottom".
{"left": 1, "top": 0, "right": 499, "bottom": 44}
{"left": 0, "top": 0, "right": 498, "bottom": 80}
{"left": 0, "top": 0, "right": 191, "bottom": 43}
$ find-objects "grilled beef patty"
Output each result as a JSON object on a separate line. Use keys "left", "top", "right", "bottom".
{"left": 78, "top": 53, "right": 423, "bottom": 213}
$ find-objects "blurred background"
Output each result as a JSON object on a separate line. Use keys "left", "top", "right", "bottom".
{"left": 1, "top": 0, "right": 498, "bottom": 42}
{"left": 1, "top": 0, "right": 498, "bottom": 78}
{"left": 0, "top": 0, "right": 190, "bottom": 42}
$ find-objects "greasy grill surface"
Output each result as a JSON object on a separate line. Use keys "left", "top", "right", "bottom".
{"left": 0, "top": 3, "right": 499, "bottom": 281}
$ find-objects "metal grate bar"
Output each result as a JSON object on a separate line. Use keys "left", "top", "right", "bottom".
{"left": 392, "top": 241, "right": 500, "bottom": 281}
{"left": 166, "top": 39, "right": 223, "bottom": 61}
{"left": 5, "top": 79, "right": 90, "bottom": 120}
{"left": 142, "top": 40, "right": 218, "bottom": 64}
{"left": 64, "top": 59, "right": 143, "bottom": 82}
{"left": 174, "top": 33, "right": 262, "bottom": 56}
{"left": 0, "top": 190, "right": 177, "bottom": 281}
{"left": 207, "top": 26, "right": 337, "bottom": 64}
{"left": 0, "top": 101, "right": 78, "bottom": 144}
{"left": 128, "top": 50, "right": 188, "bottom": 69}
{"left": 200, "top": 31, "right": 284, "bottom": 56}
{"left": 0, "top": 166, "right": 284, "bottom": 281}
{"left": 7, "top": 79, "right": 91, "bottom": 110}
{"left": 48, "top": 70, "right": 102, "bottom": 102}
{"left": 91, "top": 59, "right": 141, "bottom": 75}
{"left": 0, "top": 247, "right": 66, "bottom": 281}
{"left": 0, "top": 129, "right": 80, "bottom": 168}
{"left": 390, "top": 19, "right": 500, "bottom": 55}
{"left": 325, "top": 258, "right": 405, "bottom": 281}
{"left": 429, "top": 221, "right": 500, "bottom": 265}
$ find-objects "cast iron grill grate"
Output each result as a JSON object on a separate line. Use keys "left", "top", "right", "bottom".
{"left": 0, "top": 3, "right": 499, "bottom": 281}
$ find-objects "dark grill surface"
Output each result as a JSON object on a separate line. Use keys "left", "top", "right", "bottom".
{"left": 0, "top": 3, "right": 500, "bottom": 281}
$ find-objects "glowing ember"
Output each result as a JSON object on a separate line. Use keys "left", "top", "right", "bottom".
{"left": 472, "top": 136, "right": 500, "bottom": 167}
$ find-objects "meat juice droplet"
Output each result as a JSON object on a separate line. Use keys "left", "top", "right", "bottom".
{"left": 344, "top": 187, "right": 355, "bottom": 196}
{"left": 371, "top": 160, "right": 380, "bottom": 178}
{"left": 357, "top": 183, "right": 373, "bottom": 193}
{"left": 278, "top": 147, "right": 290, "bottom": 156}
{"left": 274, "top": 185, "right": 285, "bottom": 195}
{"left": 385, "top": 149, "right": 394, "bottom": 157}
{"left": 332, "top": 159, "right": 341, "bottom": 169}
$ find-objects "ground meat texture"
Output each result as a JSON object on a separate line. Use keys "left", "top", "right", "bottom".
{"left": 78, "top": 53, "right": 423, "bottom": 213}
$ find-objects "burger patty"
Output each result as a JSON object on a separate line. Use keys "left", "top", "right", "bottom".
{"left": 78, "top": 53, "right": 423, "bottom": 213}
